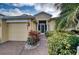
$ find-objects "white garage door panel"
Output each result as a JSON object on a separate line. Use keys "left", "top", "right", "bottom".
{"left": 8, "top": 23, "right": 28, "bottom": 41}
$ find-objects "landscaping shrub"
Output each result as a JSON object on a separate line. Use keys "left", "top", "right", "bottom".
{"left": 45, "top": 31, "right": 53, "bottom": 37}
{"left": 26, "top": 30, "right": 40, "bottom": 46}
{"left": 47, "top": 31, "right": 79, "bottom": 55}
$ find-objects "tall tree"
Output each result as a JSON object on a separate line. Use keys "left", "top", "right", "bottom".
{"left": 56, "top": 3, "right": 79, "bottom": 30}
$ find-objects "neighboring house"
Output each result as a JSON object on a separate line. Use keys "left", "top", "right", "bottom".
{"left": 0, "top": 11, "right": 56, "bottom": 43}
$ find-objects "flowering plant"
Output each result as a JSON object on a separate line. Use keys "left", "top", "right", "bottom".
{"left": 27, "top": 30, "right": 40, "bottom": 46}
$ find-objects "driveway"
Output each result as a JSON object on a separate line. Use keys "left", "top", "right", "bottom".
{"left": 0, "top": 34, "right": 48, "bottom": 55}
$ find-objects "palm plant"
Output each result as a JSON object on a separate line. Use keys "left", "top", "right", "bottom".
{"left": 56, "top": 3, "right": 79, "bottom": 30}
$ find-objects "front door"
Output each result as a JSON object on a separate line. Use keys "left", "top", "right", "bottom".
{"left": 38, "top": 23, "right": 47, "bottom": 33}
{"left": 40, "top": 23, "right": 45, "bottom": 33}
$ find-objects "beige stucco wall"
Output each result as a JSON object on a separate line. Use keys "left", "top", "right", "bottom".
{"left": 28, "top": 20, "right": 36, "bottom": 32}
{"left": 2, "top": 20, "right": 8, "bottom": 42}
{"left": 31, "top": 21, "right": 36, "bottom": 31}
{"left": 0, "top": 19, "right": 2, "bottom": 43}
{"left": 48, "top": 20, "right": 56, "bottom": 31}
{"left": 35, "top": 13, "right": 51, "bottom": 21}
{"left": 0, "top": 19, "right": 8, "bottom": 43}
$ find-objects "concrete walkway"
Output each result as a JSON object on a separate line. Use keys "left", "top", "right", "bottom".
{"left": 0, "top": 34, "right": 48, "bottom": 55}
{"left": 21, "top": 34, "right": 48, "bottom": 55}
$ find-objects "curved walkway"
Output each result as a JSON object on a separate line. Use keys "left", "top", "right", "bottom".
{"left": 20, "top": 33, "right": 48, "bottom": 55}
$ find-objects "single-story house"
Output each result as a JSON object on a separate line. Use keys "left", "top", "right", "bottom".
{"left": 0, "top": 11, "right": 56, "bottom": 43}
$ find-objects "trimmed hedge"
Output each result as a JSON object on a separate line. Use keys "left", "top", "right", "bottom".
{"left": 47, "top": 31, "right": 79, "bottom": 55}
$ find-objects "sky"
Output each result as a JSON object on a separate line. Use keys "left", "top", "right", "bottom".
{"left": 0, "top": 3, "right": 61, "bottom": 18}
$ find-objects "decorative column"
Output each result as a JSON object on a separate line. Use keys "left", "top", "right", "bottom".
{"left": 46, "top": 20, "right": 48, "bottom": 32}
{"left": 37, "top": 20, "right": 39, "bottom": 32}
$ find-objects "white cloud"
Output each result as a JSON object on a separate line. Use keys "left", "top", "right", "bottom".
{"left": 12, "top": 3, "right": 35, "bottom": 7}
{"left": 0, "top": 3, "right": 61, "bottom": 17}
{"left": 0, "top": 8, "right": 31, "bottom": 16}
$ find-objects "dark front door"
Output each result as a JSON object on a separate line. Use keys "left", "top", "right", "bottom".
{"left": 38, "top": 22, "right": 47, "bottom": 33}
{"left": 40, "top": 23, "right": 45, "bottom": 33}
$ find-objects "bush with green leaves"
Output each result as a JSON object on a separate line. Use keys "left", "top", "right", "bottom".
{"left": 27, "top": 37, "right": 37, "bottom": 46}
{"left": 47, "top": 31, "right": 79, "bottom": 55}
{"left": 26, "top": 30, "right": 40, "bottom": 46}
{"left": 45, "top": 31, "right": 53, "bottom": 37}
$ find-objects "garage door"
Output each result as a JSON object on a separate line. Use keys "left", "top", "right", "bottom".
{"left": 8, "top": 23, "right": 28, "bottom": 41}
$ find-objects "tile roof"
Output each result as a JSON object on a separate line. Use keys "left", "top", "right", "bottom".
{"left": 0, "top": 11, "right": 52, "bottom": 20}
{"left": 34, "top": 11, "right": 52, "bottom": 17}
{"left": 3, "top": 14, "right": 34, "bottom": 20}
